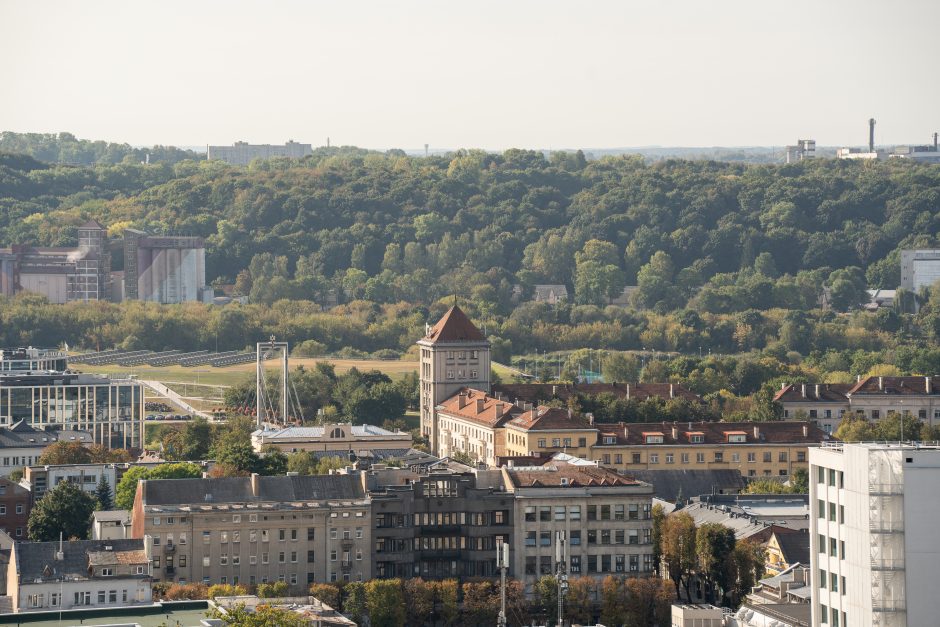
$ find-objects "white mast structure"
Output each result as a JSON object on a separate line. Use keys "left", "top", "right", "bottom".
{"left": 256, "top": 335, "right": 290, "bottom": 428}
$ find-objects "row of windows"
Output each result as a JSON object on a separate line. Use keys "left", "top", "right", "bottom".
{"left": 523, "top": 504, "right": 649, "bottom": 522}
{"left": 534, "top": 437, "right": 588, "bottom": 449}
{"left": 525, "top": 553, "right": 653, "bottom": 575}
{"left": 818, "top": 534, "right": 845, "bottom": 559}
{"left": 186, "top": 571, "right": 363, "bottom": 586}
{"left": 816, "top": 500, "right": 845, "bottom": 524}
{"left": 524, "top": 528, "right": 651, "bottom": 546}
{"left": 0, "top": 503, "right": 25, "bottom": 515}
{"left": 376, "top": 511, "right": 508, "bottom": 528}
{"left": 819, "top": 603, "right": 846, "bottom": 626}
{"left": 29, "top": 589, "right": 137, "bottom": 608}
{"left": 151, "top": 510, "right": 366, "bottom": 527}
{"left": 197, "top": 527, "right": 362, "bottom": 543}
{"left": 789, "top": 406, "right": 939, "bottom": 421}
{"left": 445, "top": 369, "right": 479, "bottom": 379}
{"left": 601, "top": 451, "right": 804, "bottom": 465}
{"left": 817, "top": 466, "right": 845, "bottom": 488}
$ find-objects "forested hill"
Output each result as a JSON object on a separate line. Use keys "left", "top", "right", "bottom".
{"left": 1, "top": 146, "right": 939, "bottom": 316}
{"left": 0, "top": 131, "right": 198, "bottom": 166}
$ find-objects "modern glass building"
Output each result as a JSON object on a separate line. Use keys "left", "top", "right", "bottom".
{"left": 0, "top": 348, "right": 144, "bottom": 449}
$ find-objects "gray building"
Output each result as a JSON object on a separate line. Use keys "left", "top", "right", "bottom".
{"left": 7, "top": 538, "right": 151, "bottom": 613}
{"left": 123, "top": 229, "right": 210, "bottom": 304}
{"left": 0, "top": 421, "right": 93, "bottom": 477}
{"left": 131, "top": 473, "right": 371, "bottom": 589}
{"left": 207, "top": 141, "right": 313, "bottom": 166}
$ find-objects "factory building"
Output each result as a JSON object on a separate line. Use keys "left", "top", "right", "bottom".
{"left": 123, "top": 229, "right": 211, "bottom": 304}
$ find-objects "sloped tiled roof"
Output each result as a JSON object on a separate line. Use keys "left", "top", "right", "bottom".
{"left": 422, "top": 306, "right": 485, "bottom": 343}
{"left": 78, "top": 219, "right": 106, "bottom": 230}
{"left": 14, "top": 538, "right": 145, "bottom": 583}
{"left": 773, "top": 383, "right": 852, "bottom": 403}
{"left": 774, "top": 530, "right": 811, "bottom": 567}
{"left": 505, "top": 461, "right": 646, "bottom": 488}
{"left": 622, "top": 469, "right": 746, "bottom": 502}
{"left": 437, "top": 388, "right": 518, "bottom": 428}
{"left": 848, "top": 375, "right": 940, "bottom": 396}
{"left": 592, "top": 421, "right": 831, "bottom": 446}
{"left": 492, "top": 382, "right": 702, "bottom": 404}
{"left": 506, "top": 406, "right": 595, "bottom": 432}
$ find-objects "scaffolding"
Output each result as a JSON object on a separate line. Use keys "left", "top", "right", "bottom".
{"left": 868, "top": 448, "right": 906, "bottom": 627}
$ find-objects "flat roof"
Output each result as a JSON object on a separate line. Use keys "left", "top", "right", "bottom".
{"left": 0, "top": 606, "right": 209, "bottom": 627}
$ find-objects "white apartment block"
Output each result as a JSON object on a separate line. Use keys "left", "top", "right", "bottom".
{"left": 809, "top": 442, "right": 940, "bottom": 627}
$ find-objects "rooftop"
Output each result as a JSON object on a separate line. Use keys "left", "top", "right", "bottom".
{"left": 621, "top": 469, "right": 746, "bottom": 502}
{"left": 421, "top": 305, "right": 486, "bottom": 344}
{"left": 13, "top": 538, "right": 146, "bottom": 583}
{"left": 252, "top": 423, "right": 403, "bottom": 439}
{"left": 437, "top": 388, "right": 518, "bottom": 428}
{"left": 592, "top": 421, "right": 830, "bottom": 447}
{"left": 504, "top": 461, "right": 647, "bottom": 489}
{"left": 0, "top": 421, "right": 93, "bottom": 448}
{"left": 492, "top": 381, "right": 702, "bottom": 404}
{"left": 506, "top": 406, "right": 594, "bottom": 432}
{"left": 140, "top": 474, "right": 365, "bottom": 507}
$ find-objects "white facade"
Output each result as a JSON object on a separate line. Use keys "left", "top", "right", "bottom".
{"left": 207, "top": 141, "right": 313, "bottom": 166}
{"left": 809, "top": 443, "right": 940, "bottom": 627}
{"left": 900, "top": 249, "right": 940, "bottom": 292}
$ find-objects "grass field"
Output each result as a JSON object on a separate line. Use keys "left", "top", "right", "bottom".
{"left": 76, "top": 357, "right": 420, "bottom": 388}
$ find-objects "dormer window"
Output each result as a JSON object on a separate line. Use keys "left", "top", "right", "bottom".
{"left": 643, "top": 432, "right": 664, "bottom": 444}
{"left": 101, "top": 568, "right": 113, "bottom": 576}
{"left": 603, "top": 436, "right": 616, "bottom": 445}
{"left": 725, "top": 431, "right": 747, "bottom": 443}
{"left": 688, "top": 432, "right": 704, "bottom": 444}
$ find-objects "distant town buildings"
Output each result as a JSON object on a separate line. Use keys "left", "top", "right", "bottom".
{"left": 207, "top": 141, "right": 313, "bottom": 166}
{"left": 809, "top": 442, "right": 940, "bottom": 627}
{"left": 775, "top": 376, "right": 940, "bottom": 434}
{"left": 900, "top": 249, "right": 940, "bottom": 292}
{"left": 0, "top": 422, "right": 93, "bottom": 476}
{"left": 123, "top": 229, "right": 211, "bottom": 304}
{"left": 0, "top": 220, "right": 111, "bottom": 303}
{"left": 889, "top": 133, "right": 940, "bottom": 164}
{"left": 532, "top": 284, "right": 568, "bottom": 304}
{"left": 21, "top": 460, "right": 213, "bottom": 500}
{"left": 785, "top": 139, "right": 816, "bottom": 163}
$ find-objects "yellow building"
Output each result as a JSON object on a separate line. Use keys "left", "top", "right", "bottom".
{"left": 503, "top": 407, "right": 598, "bottom": 459}
{"left": 590, "top": 421, "right": 830, "bottom": 478}
{"left": 764, "top": 529, "right": 811, "bottom": 575}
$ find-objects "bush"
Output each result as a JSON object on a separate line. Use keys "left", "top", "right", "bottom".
{"left": 309, "top": 583, "right": 341, "bottom": 608}
{"left": 335, "top": 347, "right": 369, "bottom": 359}
{"left": 257, "top": 581, "right": 289, "bottom": 598}
{"left": 164, "top": 583, "right": 208, "bottom": 600}
{"left": 293, "top": 339, "right": 328, "bottom": 357}
{"left": 370, "top": 348, "right": 400, "bottom": 360}
{"left": 208, "top": 583, "right": 248, "bottom": 599}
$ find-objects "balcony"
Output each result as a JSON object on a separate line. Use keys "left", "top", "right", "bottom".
{"left": 341, "top": 539, "right": 354, "bottom": 550}
{"left": 164, "top": 543, "right": 176, "bottom": 553}
{"left": 869, "top": 483, "right": 904, "bottom": 496}
{"left": 871, "top": 599, "right": 906, "bottom": 612}
{"left": 340, "top": 561, "right": 352, "bottom": 572}
{"left": 870, "top": 559, "right": 905, "bottom": 571}
{"left": 870, "top": 520, "right": 904, "bottom": 533}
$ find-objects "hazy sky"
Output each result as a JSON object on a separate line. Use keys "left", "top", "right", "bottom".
{"left": 2, "top": 0, "right": 938, "bottom": 150}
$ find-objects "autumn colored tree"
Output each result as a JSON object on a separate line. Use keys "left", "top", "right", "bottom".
{"left": 308, "top": 583, "right": 340, "bottom": 609}
{"left": 365, "top": 578, "right": 406, "bottom": 627}
{"left": 661, "top": 511, "right": 697, "bottom": 600}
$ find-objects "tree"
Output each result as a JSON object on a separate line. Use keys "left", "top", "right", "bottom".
{"left": 402, "top": 578, "right": 434, "bottom": 627}
{"left": 28, "top": 481, "right": 96, "bottom": 541}
{"left": 114, "top": 462, "right": 204, "bottom": 509}
{"left": 695, "top": 522, "right": 736, "bottom": 604}
{"left": 661, "top": 511, "right": 697, "bottom": 600}
{"left": 624, "top": 577, "right": 673, "bottom": 627}
{"left": 651, "top": 503, "right": 666, "bottom": 572}
{"left": 461, "top": 581, "right": 498, "bottom": 626}
{"left": 365, "top": 579, "right": 405, "bottom": 627}
{"left": 94, "top": 476, "right": 113, "bottom": 510}
{"left": 308, "top": 583, "right": 340, "bottom": 609}
{"left": 180, "top": 417, "right": 212, "bottom": 460}
{"left": 729, "top": 540, "right": 765, "bottom": 608}
{"left": 342, "top": 582, "right": 367, "bottom": 625}
{"left": 564, "top": 576, "right": 594, "bottom": 625}
{"left": 207, "top": 583, "right": 248, "bottom": 599}
{"left": 533, "top": 575, "right": 558, "bottom": 626}
{"left": 602, "top": 351, "right": 641, "bottom": 383}
{"left": 434, "top": 579, "right": 459, "bottom": 627}
{"left": 210, "top": 603, "right": 309, "bottom": 626}
{"left": 599, "top": 576, "right": 627, "bottom": 626}
{"left": 256, "top": 581, "right": 289, "bottom": 598}
{"left": 38, "top": 441, "right": 92, "bottom": 465}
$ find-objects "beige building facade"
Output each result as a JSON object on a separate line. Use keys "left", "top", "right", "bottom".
{"left": 131, "top": 474, "right": 371, "bottom": 590}
{"left": 250, "top": 423, "right": 411, "bottom": 454}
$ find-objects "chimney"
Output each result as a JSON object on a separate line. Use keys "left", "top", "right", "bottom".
{"left": 801, "top": 384, "right": 806, "bottom": 398}
{"left": 669, "top": 384, "right": 675, "bottom": 399}
{"left": 529, "top": 408, "right": 538, "bottom": 421}
{"left": 781, "top": 382, "right": 786, "bottom": 390}
{"left": 869, "top": 118, "right": 876, "bottom": 153}
{"left": 753, "top": 425, "right": 760, "bottom": 440}
{"left": 878, "top": 376, "right": 884, "bottom": 391}
{"left": 927, "top": 377, "right": 932, "bottom": 394}
{"left": 250, "top": 473, "right": 260, "bottom": 497}
{"left": 934, "top": 132, "right": 938, "bottom": 151}
{"left": 626, "top": 383, "right": 631, "bottom": 399}
{"left": 802, "top": 424, "right": 809, "bottom": 438}
{"left": 458, "top": 392, "right": 468, "bottom": 409}
{"left": 815, "top": 384, "right": 820, "bottom": 398}
{"left": 586, "top": 412, "right": 594, "bottom": 426}
{"left": 552, "top": 385, "right": 557, "bottom": 397}
{"left": 476, "top": 398, "right": 485, "bottom": 413}
{"left": 55, "top": 532, "right": 64, "bottom": 561}
{"left": 671, "top": 425, "right": 678, "bottom": 440}
{"left": 495, "top": 402, "right": 505, "bottom": 415}
{"left": 567, "top": 408, "right": 573, "bottom": 419}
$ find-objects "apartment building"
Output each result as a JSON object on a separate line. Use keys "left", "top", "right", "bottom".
{"left": 776, "top": 377, "right": 940, "bottom": 434}
{"left": 436, "top": 388, "right": 514, "bottom": 466}
{"left": 809, "top": 442, "right": 940, "bottom": 627}
{"left": 206, "top": 141, "right": 313, "bottom": 166}
{"left": 503, "top": 407, "right": 597, "bottom": 459}
{"left": 0, "top": 421, "right": 93, "bottom": 476}
{"left": 22, "top": 460, "right": 214, "bottom": 500}
{"left": 130, "top": 473, "right": 370, "bottom": 589}
{"left": 591, "top": 421, "right": 829, "bottom": 478}
{"left": 366, "top": 465, "right": 512, "bottom": 581}
{"left": 0, "top": 476, "right": 31, "bottom": 539}
{"left": 7, "top": 538, "right": 151, "bottom": 613}
{"left": 502, "top": 460, "right": 654, "bottom": 594}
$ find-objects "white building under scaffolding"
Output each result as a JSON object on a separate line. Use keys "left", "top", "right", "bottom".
{"left": 809, "top": 442, "right": 940, "bottom": 627}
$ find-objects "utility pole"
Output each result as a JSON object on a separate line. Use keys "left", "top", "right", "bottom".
{"left": 555, "top": 530, "right": 568, "bottom": 627}
{"left": 496, "top": 540, "right": 509, "bottom": 627}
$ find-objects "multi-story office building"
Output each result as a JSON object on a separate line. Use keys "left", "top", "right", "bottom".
{"left": 0, "top": 370, "right": 144, "bottom": 449}
{"left": 776, "top": 377, "right": 940, "bottom": 434}
{"left": 7, "top": 538, "right": 151, "bottom": 613}
{"left": 0, "top": 220, "right": 111, "bottom": 303}
{"left": 123, "top": 229, "right": 210, "bottom": 303}
{"left": 0, "top": 347, "right": 68, "bottom": 372}
{"left": 251, "top": 423, "right": 412, "bottom": 455}
{"left": 809, "top": 442, "right": 940, "bottom": 627}
{"left": 366, "top": 465, "right": 512, "bottom": 580}
{"left": 130, "top": 473, "right": 371, "bottom": 588}
{"left": 501, "top": 459, "right": 654, "bottom": 594}
{"left": 0, "top": 421, "right": 93, "bottom": 476}
{"left": 900, "top": 249, "right": 940, "bottom": 291}
{"left": 207, "top": 141, "right": 313, "bottom": 166}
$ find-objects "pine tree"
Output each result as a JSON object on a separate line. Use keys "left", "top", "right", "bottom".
{"left": 95, "top": 476, "right": 113, "bottom": 511}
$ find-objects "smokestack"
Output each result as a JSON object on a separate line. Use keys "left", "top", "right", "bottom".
{"left": 934, "top": 132, "right": 938, "bottom": 151}
{"left": 869, "top": 118, "right": 876, "bottom": 153}
{"left": 476, "top": 398, "right": 485, "bottom": 413}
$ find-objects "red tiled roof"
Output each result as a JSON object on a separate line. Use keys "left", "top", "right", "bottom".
{"left": 422, "top": 306, "right": 485, "bottom": 344}
{"left": 591, "top": 421, "right": 832, "bottom": 446}
{"left": 773, "top": 383, "right": 852, "bottom": 403}
{"left": 437, "top": 388, "right": 517, "bottom": 428}
{"left": 505, "top": 461, "right": 645, "bottom": 488}
{"left": 492, "top": 382, "right": 702, "bottom": 404}
{"left": 848, "top": 376, "right": 940, "bottom": 396}
{"left": 506, "top": 406, "right": 595, "bottom": 432}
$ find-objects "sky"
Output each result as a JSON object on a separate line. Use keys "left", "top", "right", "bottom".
{"left": 1, "top": 0, "right": 938, "bottom": 151}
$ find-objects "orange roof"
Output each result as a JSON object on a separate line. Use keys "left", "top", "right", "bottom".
{"left": 724, "top": 430, "right": 747, "bottom": 435}
{"left": 422, "top": 306, "right": 485, "bottom": 344}
{"left": 437, "top": 388, "right": 516, "bottom": 428}
{"left": 641, "top": 431, "right": 664, "bottom": 436}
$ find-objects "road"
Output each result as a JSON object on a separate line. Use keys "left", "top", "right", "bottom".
{"left": 141, "top": 379, "right": 214, "bottom": 420}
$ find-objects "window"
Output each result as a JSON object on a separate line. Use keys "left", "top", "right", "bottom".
{"left": 797, "top": 451, "right": 806, "bottom": 462}
{"left": 839, "top": 505, "right": 844, "bottom": 523}
{"left": 101, "top": 567, "right": 113, "bottom": 576}
{"left": 578, "top": 438, "right": 587, "bottom": 447}
{"left": 830, "top": 537, "right": 837, "bottom": 557}
{"left": 841, "top": 576, "right": 846, "bottom": 594}
{"left": 614, "top": 454, "right": 622, "bottom": 464}
{"left": 180, "top": 556, "right": 186, "bottom": 567}
{"left": 763, "top": 452, "right": 772, "bottom": 463}
{"left": 525, "top": 531, "right": 536, "bottom": 547}
{"left": 817, "top": 499, "right": 825, "bottom": 518}
{"left": 840, "top": 541, "right": 845, "bottom": 559}
{"left": 540, "top": 506, "right": 551, "bottom": 522}
{"left": 552, "top": 438, "right": 560, "bottom": 447}
{"left": 232, "top": 514, "right": 240, "bottom": 523}
{"left": 563, "top": 438, "right": 571, "bottom": 447}
{"left": 555, "top": 506, "right": 565, "bottom": 521}
{"left": 632, "top": 453, "right": 641, "bottom": 464}
{"left": 830, "top": 572, "right": 838, "bottom": 592}
{"left": 291, "top": 529, "right": 298, "bottom": 541}
{"left": 829, "top": 502, "right": 836, "bottom": 522}
{"left": 629, "top": 503, "right": 639, "bottom": 520}
{"left": 681, "top": 453, "right": 689, "bottom": 464}
{"left": 587, "top": 505, "right": 597, "bottom": 521}
{"left": 569, "top": 506, "right": 580, "bottom": 521}
{"left": 98, "top": 591, "right": 106, "bottom": 604}
{"left": 714, "top": 452, "right": 723, "bottom": 462}
{"left": 819, "top": 569, "right": 827, "bottom": 589}
{"left": 538, "top": 439, "right": 546, "bottom": 448}
{"left": 818, "top": 534, "right": 825, "bottom": 552}
{"left": 524, "top": 506, "right": 536, "bottom": 522}
{"left": 818, "top": 466, "right": 825, "bottom": 483}
{"left": 569, "top": 530, "right": 581, "bottom": 545}
{"left": 747, "top": 453, "right": 756, "bottom": 462}
{"left": 650, "top": 454, "right": 659, "bottom": 464}
{"left": 778, "top": 451, "right": 787, "bottom": 462}
{"left": 614, "top": 504, "right": 625, "bottom": 520}
{"left": 829, "top": 469, "right": 836, "bottom": 486}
